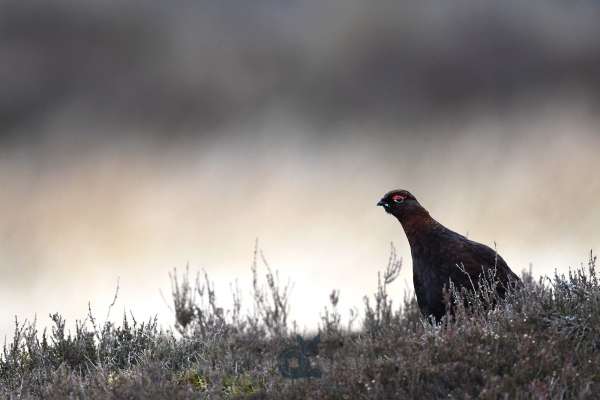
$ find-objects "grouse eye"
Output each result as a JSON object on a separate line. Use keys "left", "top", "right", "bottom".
{"left": 392, "top": 194, "right": 406, "bottom": 203}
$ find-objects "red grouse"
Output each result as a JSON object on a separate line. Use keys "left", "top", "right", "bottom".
{"left": 377, "top": 189, "right": 520, "bottom": 321}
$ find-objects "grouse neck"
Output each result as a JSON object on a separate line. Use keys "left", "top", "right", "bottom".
{"left": 396, "top": 211, "right": 437, "bottom": 244}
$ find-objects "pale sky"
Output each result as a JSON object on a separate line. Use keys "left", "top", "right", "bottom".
{"left": 2, "top": 99, "right": 599, "bottom": 339}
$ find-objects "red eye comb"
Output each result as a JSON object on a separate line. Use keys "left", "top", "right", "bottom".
{"left": 392, "top": 194, "right": 406, "bottom": 201}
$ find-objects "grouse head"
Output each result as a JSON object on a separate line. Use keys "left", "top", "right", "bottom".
{"left": 377, "top": 189, "right": 428, "bottom": 220}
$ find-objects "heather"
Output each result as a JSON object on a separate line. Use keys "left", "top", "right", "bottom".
{"left": 2, "top": 246, "right": 599, "bottom": 399}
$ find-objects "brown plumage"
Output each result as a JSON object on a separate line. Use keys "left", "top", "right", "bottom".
{"left": 377, "top": 189, "right": 520, "bottom": 321}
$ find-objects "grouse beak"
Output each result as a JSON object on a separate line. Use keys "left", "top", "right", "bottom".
{"left": 377, "top": 199, "right": 388, "bottom": 207}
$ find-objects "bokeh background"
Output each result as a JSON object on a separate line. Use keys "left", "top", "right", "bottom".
{"left": 2, "top": 0, "right": 600, "bottom": 339}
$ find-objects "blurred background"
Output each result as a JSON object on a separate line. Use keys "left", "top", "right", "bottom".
{"left": 2, "top": 0, "right": 600, "bottom": 339}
